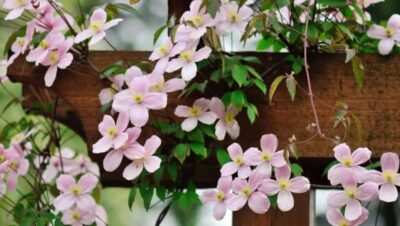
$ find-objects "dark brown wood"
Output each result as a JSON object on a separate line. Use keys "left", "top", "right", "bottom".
{"left": 233, "top": 192, "right": 310, "bottom": 226}
{"left": 7, "top": 52, "right": 400, "bottom": 187}
{"left": 168, "top": 0, "right": 192, "bottom": 19}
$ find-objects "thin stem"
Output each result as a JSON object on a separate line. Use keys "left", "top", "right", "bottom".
{"left": 374, "top": 201, "right": 381, "bottom": 226}
{"left": 303, "top": 0, "right": 321, "bottom": 135}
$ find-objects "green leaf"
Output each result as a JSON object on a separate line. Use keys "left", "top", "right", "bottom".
{"left": 257, "top": 37, "right": 275, "bottom": 50}
{"left": 245, "top": 65, "right": 262, "bottom": 80}
{"left": 189, "top": 142, "right": 208, "bottom": 157}
{"left": 100, "top": 61, "right": 125, "bottom": 78}
{"left": 286, "top": 74, "right": 296, "bottom": 102}
{"left": 241, "top": 56, "right": 261, "bottom": 64}
{"left": 216, "top": 148, "right": 230, "bottom": 166}
{"left": 173, "top": 143, "right": 190, "bottom": 164}
{"left": 366, "top": 161, "right": 381, "bottom": 170}
{"left": 112, "top": 3, "right": 139, "bottom": 15}
{"left": 269, "top": 75, "right": 285, "bottom": 104}
{"left": 232, "top": 64, "right": 248, "bottom": 87}
{"left": 253, "top": 79, "right": 267, "bottom": 94}
{"left": 167, "top": 161, "right": 178, "bottom": 181}
{"left": 338, "top": 24, "right": 354, "bottom": 40}
{"left": 156, "top": 186, "right": 167, "bottom": 201}
{"left": 345, "top": 48, "right": 356, "bottom": 63}
{"left": 290, "top": 163, "right": 303, "bottom": 176}
{"left": 246, "top": 105, "right": 256, "bottom": 124}
{"left": 231, "top": 90, "right": 247, "bottom": 108}
{"left": 153, "top": 25, "right": 167, "bottom": 44}
{"left": 318, "top": 0, "right": 347, "bottom": 7}
{"left": 351, "top": 56, "right": 364, "bottom": 87}
{"left": 139, "top": 183, "right": 154, "bottom": 211}
{"left": 128, "top": 186, "right": 137, "bottom": 210}
{"left": 187, "top": 128, "right": 204, "bottom": 143}
{"left": 153, "top": 165, "right": 165, "bottom": 184}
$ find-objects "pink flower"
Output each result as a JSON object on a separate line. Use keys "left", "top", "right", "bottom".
{"left": 148, "top": 72, "right": 186, "bottom": 93}
{"left": 41, "top": 148, "right": 75, "bottom": 183}
{"left": 367, "top": 14, "right": 400, "bottom": 55}
{"left": 259, "top": 165, "right": 310, "bottom": 212}
{"left": 95, "top": 205, "right": 108, "bottom": 226}
{"left": 210, "top": 97, "right": 240, "bottom": 141}
{"left": 0, "top": 175, "right": 6, "bottom": 197}
{"left": 123, "top": 135, "right": 162, "bottom": 180}
{"left": 174, "top": 98, "right": 217, "bottom": 132}
{"left": 149, "top": 38, "right": 186, "bottom": 73}
{"left": 75, "top": 8, "right": 123, "bottom": 46}
{"left": 103, "top": 127, "right": 143, "bottom": 172}
{"left": 166, "top": 46, "right": 211, "bottom": 81}
{"left": 327, "top": 169, "right": 378, "bottom": 221}
{"left": 70, "top": 155, "right": 100, "bottom": 177}
{"left": 0, "top": 145, "right": 29, "bottom": 191}
{"left": 202, "top": 176, "right": 233, "bottom": 220}
{"left": 61, "top": 207, "right": 96, "bottom": 226}
{"left": 357, "top": 0, "right": 384, "bottom": 8}
{"left": 175, "top": 0, "right": 214, "bottom": 42}
{"left": 26, "top": 31, "right": 65, "bottom": 66}
{"left": 362, "top": 152, "right": 400, "bottom": 202}
{"left": 93, "top": 113, "right": 129, "bottom": 154}
{"left": 41, "top": 38, "right": 74, "bottom": 87}
{"left": 54, "top": 173, "right": 98, "bottom": 211}
{"left": 112, "top": 76, "right": 167, "bottom": 127}
{"left": 36, "top": 4, "right": 74, "bottom": 32}
{"left": 327, "top": 208, "right": 369, "bottom": 226}
{"left": 244, "top": 134, "right": 286, "bottom": 178}
{"left": 227, "top": 172, "right": 270, "bottom": 214}
{"left": 327, "top": 143, "right": 371, "bottom": 186}
{"left": 215, "top": 2, "right": 253, "bottom": 35}
{"left": 220, "top": 143, "right": 254, "bottom": 178}
{"left": 98, "top": 75, "right": 125, "bottom": 105}
{"left": 3, "top": 0, "right": 35, "bottom": 20}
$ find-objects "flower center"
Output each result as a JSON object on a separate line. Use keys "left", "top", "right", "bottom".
{"left": 151, "top": 82, "right": 164, "bottom": 92}
{"left": 39, "top": 40, "right": 48, "bottom": 49}
{"left": 339, "top": 220, "right": 350, "bottom": 226}
{"left": 342, "top": 158, "right": 352, "bottom": 167}
{"left": 383, "top": 170, "right": 396, "bottom": 182}
{"left": 279, "top": 179, "right": 290, "bottom": 190}
{"left": 71, "top": 211, "right": 81, "bottom": 220}
{"left": 132, "top": 93, "right": 144, "bottom": 103}
{"left": 0, "top": 155, "right": 4, "bottom": 163}
{"left": 386, "top": 28, "right": 393, "bottom": 37}
{"left": 107, "top": 127, "right": 117, "bottom": 137}
{"left": 17, "top": 38, "right": 25, "bottom": 47}
{"left": 261, "top": 152, "right": 271, "bottom": 161}
{"left": 90, "top": 21, "right": 102, "bottom": 32}
{"left": 228, "top": 12, "right": 238, "bottom": 23}
{"left": 345, "top": 187, "right": 357, "bottom": 198}
{"left": 180, "top": 50, "right": 194, "bottom": 62}
{"left": 49, "top": 51, "right": 58, "bottom": 63}
{"left": 224, "top": 112, "right": 235, "bottom": 125}
{"left": 8, "top": 160, "right": 18, "bottom": 169}
{"left": 215, "top": 191, "right": 225, "bottom": 201}
{"left": 191, "top": 15, "right": 204, "bottom": 27}
{"left": 234, "top": 156, "right": 244, "bottom": 166}
{"left": 70, "top": 185, "right": 81, "bottom": 196}
{"left": 159, "top": 44, "right": 169, "bottom": 55}
{"left": 242, "top": 186, "right": 252, "bottom": 197}
{"left": 190, "top": 107, "right": 201, "bottom": 116}
{"left": 11, "top": 133, "right": 24, "bottom": 143}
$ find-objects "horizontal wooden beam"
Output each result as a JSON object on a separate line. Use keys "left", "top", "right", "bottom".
{"left": 7, "top": 51, "right": 400, "bottom": 187}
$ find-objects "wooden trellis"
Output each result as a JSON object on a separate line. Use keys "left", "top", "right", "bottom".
{"left": 7, "top": 0, "right": 400, "bottom": 225}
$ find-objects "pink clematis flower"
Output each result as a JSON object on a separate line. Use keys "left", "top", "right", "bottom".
{"left": 149, "top": 38, "right": 186, "bottom": 73}
{"left": 227, "top": 172, "right": 270, "bottom": 214}
{"left": 2, "top": 0, "right": 36, "bottom": 20}
{"left": 36, "top": 4, "right": 74, "bottom": 32}
{"left": 123, "top": 135, "right": 162, "bottom": 180}
{"left": 75, "top": 8, "right": 123, "bottom": 46}
{"left": 0, "top": 60, "right": 8, "bottom": 83}
{"left": 202, "top": 176, "right": 233, "bottom": 220}
{"left": 215, "top": 2, "right": 253, "bottom": 35}
{"left": 61, "top": 207, "right": 96, "bottom": 226}
{"left": 41, "top": 38, "right": 74, "bottom": 87}
{"left": 54, "top": 173, "right": 98, "bottom": 211}
{"left": 210, "top": 97, "right": 240, "bottom": 141}
{"left": 175, "top": 0, "right": 214, "bottom": 42}
{"left": 92, "top": 113, "right": 129, "bottom": 154}
{"left": 174, "top": 98, "right": 217, "bottom": 132}
{"left": 0, "top": 145, "right": 29, "bottom": 191}
{"left": 362, "top": 152, "right": 400, "bottom": 202}
{"left": 367, "top": 14, "right": 400, "bottom": 55}
{"left": 112, "top": 76, "right": 167, "bottom": 127}
{"left": 98, "top": 74, "right": 125, "bottom": 105}
{"left": 259, "top": 165, "right": 310, "bottom": 212}
{"left": 327, "top": 143, "right": 371, "bottom": 186}
{"left": 26, "top": 31, "right": 65, "bottom": 66}
{"left": 327, "top": 169, "right": 378, "bottom": 221}
{"left": 220, "top": 143, "right": 254, "bottom": 178}
{"left": 166, "top": 46, "right": 211, "bottom": 81}
{"left": 327, "top": 208, "right": 369, "bottom": 226}
{"left": 103, "top": 127, "right": 144, "bottom": 172}
{"left": 148, "top": 71, "right": 186, "bottom": 93}
{"left": 357, "top": 0, "right": 384, "bottom": 8}
{"left": 95, "top": 205, "right": 108, "bottom": 226}
{"left": 41, "top": 148, "right": 75, "bottom": 183}
{"left": 70, "top": 155, "right": 100, "bottom": 177}
{"left": 244, "top": 134, "right": 286, "bottom": 178}
{"left": 0, "top": 175, "right": 6, "bottom": 197}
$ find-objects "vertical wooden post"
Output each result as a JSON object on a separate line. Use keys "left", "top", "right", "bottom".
{"left": 233, "top": 192, "right": 311, "bottom": 226}
{"left": 168, "top": 0, "right": 192, "bottom": 19}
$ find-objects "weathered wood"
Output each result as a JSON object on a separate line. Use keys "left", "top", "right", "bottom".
{"left": 233, "top": 192, "right": 311, "bottom": 226}
{"left": 8, "top": 52, "right": 400, "bottom": 187}
{"left": 168, "top": 0, "right": 192, "bottom": 19}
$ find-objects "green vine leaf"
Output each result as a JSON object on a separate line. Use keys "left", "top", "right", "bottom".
{"left": 139, "top": 183, "right": 154, "bottom": 211}
{"left": 216, "top": 148, "right": 230, "bottom": 166}
{"left": 189, "top": 142, "right": 208, "bottom": 157}
{"left": 351, "top": 55, "right": 364, "bottom": 87}
{"left": 286, "top": 74, "right": 296, "bottom": 102}
{"left": 232, "top": 64, "right": 248, "bottom": 87}
{"left": 173, "top": 143, "right": 190, "bottom": 164}
{"left": 128, "top": 186, "right": 137, "bottom": 210}
{"left": 269, "top": 75, "right": 286, "bottom": 104}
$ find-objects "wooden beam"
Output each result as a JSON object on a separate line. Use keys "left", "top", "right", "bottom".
{"left": 7, "top": 52, "right": 400, "bottom": 186}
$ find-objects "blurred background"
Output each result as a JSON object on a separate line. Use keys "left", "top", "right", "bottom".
{"left": 1, "top": 0, "right": 400, "bottom": 225}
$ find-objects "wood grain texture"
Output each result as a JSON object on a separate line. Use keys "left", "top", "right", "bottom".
{"left": 7, "top": 52, "right": 400, "bottom": 187}
{"left": 232, "top": 192, "right": 310, "bottom": 226}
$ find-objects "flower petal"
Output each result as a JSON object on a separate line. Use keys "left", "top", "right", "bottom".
{"left": 248, "top": 192, "right": 270, "bottom": 214}
{"left": 277, "top": 190, "right": 294, "bottom": 212}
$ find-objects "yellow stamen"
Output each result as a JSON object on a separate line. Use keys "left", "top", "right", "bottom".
{"left": 224, "top": 112, "right": 235, "bottom": 125}
{"left": 234, "top": 156, "right": 244, "bottom": 166}
{"left": 342, "top": 158, "right": 352, "bottom": 167}
{"left": 383, "top": 170, "right": 396, "bottom": 182}
{"left": 190, "top": 15, "right": 204, "bottom": 27}
{"left": 49, "top": 51, "right": 58, "bottom": 63}
{"left": 70, "top": 185, "right": 81, "bottom": 196}
{"left": 180, "top": 50, "right": 193, "bottom": 62}
{"left": 132, "top": 93, "right": 144, "bottom": 103}
{"left": 242, "top": 186, "right": 252, "bottom": 197}
{"left": 261, "top": 152, "right": 271, "bottom": 161}
{"left": 215, "top": 191, "right": 225, "bottom": 201}
{"left": 345, "top": 187, "right": 357, "bottom": 198}
{"left": 39, "top": 40, "right": 48, "bottom": 49}
{"left": 90, "top": 21, "right": 102, "bottom": 31}
{"left": 71, "top": 211, "right": 80, "bottom": 220}
{"left": 279, "top": 179, "right": 290, "bottom": 190}
{"left": 228, "top": 12, "right": 238, "bottom": 23}
{"left": 386, "top": 28, "right": 393, "bottom": 37}
{"left": 107, "top": 127, "right": 117, "bottom": 137}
